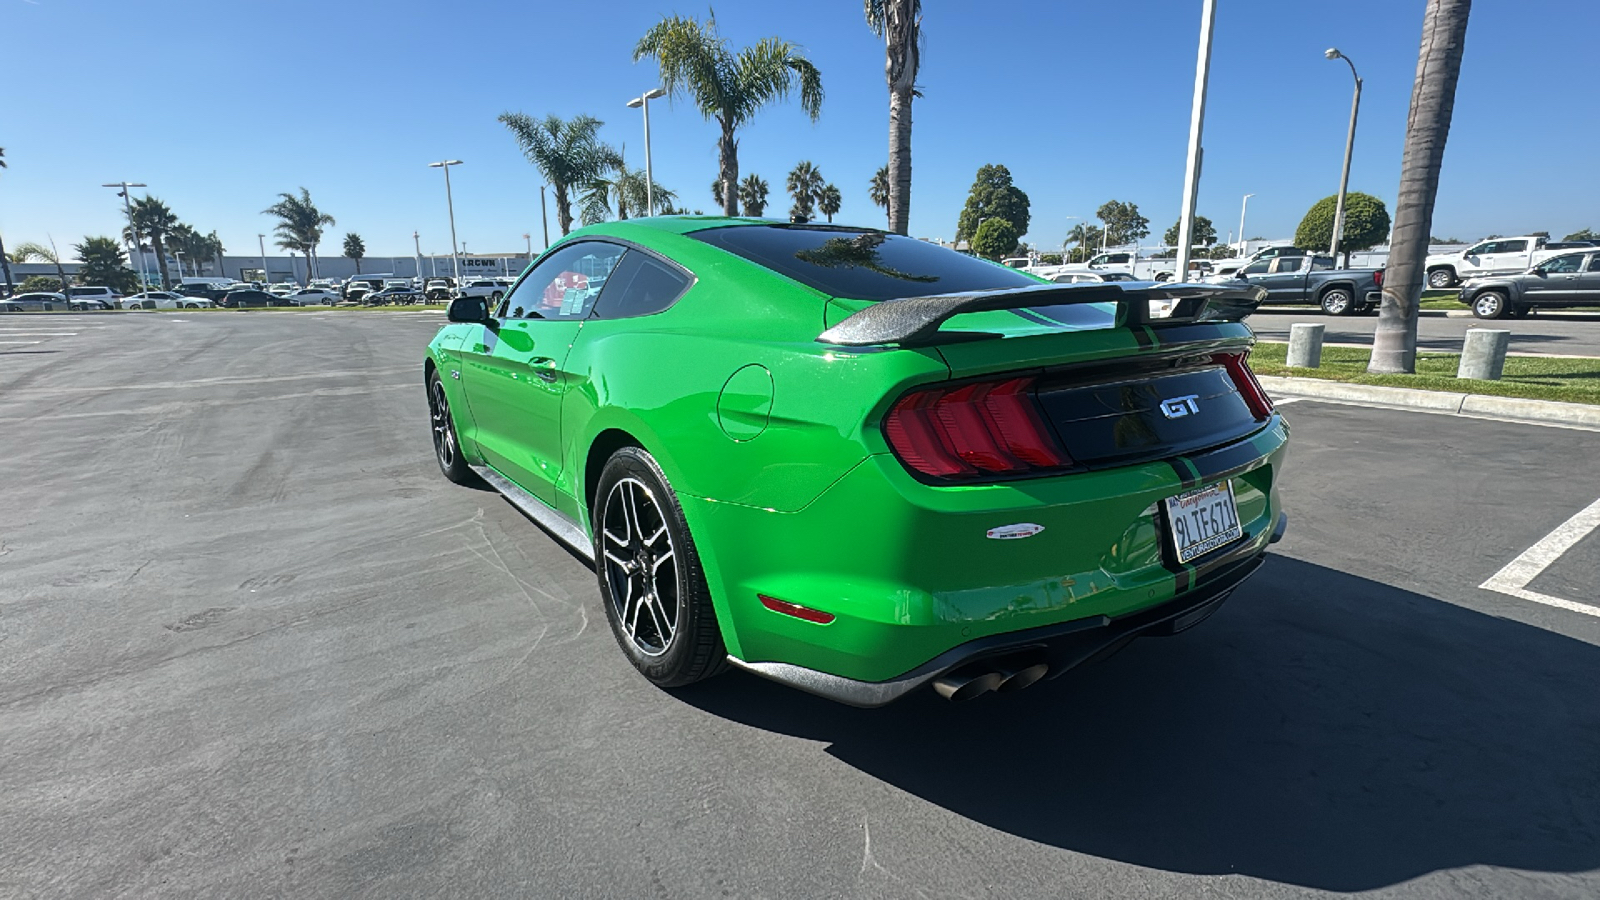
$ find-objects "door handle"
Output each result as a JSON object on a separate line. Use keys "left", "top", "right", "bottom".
{"left": 527, "top": 357, "right": 559, "bottom": 383}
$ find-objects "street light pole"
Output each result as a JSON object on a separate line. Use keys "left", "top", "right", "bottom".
{"left": 413, "top": 231, "right": 422, "bottom": 283}
{"left": 1326, "top": 48, "right": 1362, "bottom": 268}
{"left": 1174, "top": 0, "right": 1217, "bottom": 285}
{"left": 102, "top": 182, "right": 148, "bottom": 289}
{"left": 258, "top": 234, "right": 268, "bottom": 285}
{"left": 174, "top": 250, "right": 184, "bottom": 279}
{"left": 1238, "top": 193, "right": 1255, "bottom": 255}
{"left": 626, "top": 87, "right": 667, "bottom": 216}
{"left": 539, "top": 185, "right": 550, "bottom": 249}
{"left": 1062, "top": 215, "right": 1078, "bottom": 263}
{"left": 428, "top": 160, "right": 464, "bottom": 282}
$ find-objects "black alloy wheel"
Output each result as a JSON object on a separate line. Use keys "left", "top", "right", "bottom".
{"left": 427, "top": 371, "right": 475, "bottom": 484}
{"left": 594, "top": 447, "right": 725, "bottom": 688}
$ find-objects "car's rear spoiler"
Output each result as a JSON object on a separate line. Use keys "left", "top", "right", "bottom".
{"left": 816, "top": 282, "right": 1267, "bottom": 347}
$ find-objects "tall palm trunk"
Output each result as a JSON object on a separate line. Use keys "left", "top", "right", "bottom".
{"left": 1370, "top": 0, "right": 1470, "bottom": 375}
{"left": 883, "top": 0, "right": 918, "bottom": 236}
{"left": 554, "top": 181, "right": 574, "bottom": 235}
{"left": 718, "top": 119, "right": 739, "bottom": 217}
{"left": 151, "top": 235, "right": 171, "bottom": 287}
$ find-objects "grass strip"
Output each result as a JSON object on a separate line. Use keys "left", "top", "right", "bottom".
{"left": 1251, "top": 341, "right": 1600, "bottom": 406}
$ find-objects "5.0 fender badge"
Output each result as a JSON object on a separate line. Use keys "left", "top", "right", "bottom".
{"left": 986, "top": 523, "right": 1045, "bottom": 540}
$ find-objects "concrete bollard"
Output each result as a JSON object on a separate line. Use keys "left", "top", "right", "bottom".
{"left": 1458, "top": 328, "right": 1510, "bottom": 381}
{"left": 1286, "top": 323, "right": 1325, "bottom": 368}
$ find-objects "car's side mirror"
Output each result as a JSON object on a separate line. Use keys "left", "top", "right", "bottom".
{"left": 448, "top": 296, "right": 490, "bottom": 323}
{"left": 1532, "top": 269, "right": 1547, "bottom": 277}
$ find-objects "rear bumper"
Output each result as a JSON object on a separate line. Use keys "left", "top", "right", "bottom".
{"left": 727, "top": 526, "right": 1280, "bottom": 707}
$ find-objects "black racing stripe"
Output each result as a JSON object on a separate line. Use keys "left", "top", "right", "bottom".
{"left": 1148, "top": 323, "right": 1240, "bottom": 346}
{"left": 1168, "top": 459, "right": 1200, "bottom": 490}
{"left": 1008, "top": 308, "right": 1060, "bottom": 328}
{"left": 1187, "top": 436, "right": 1271, "bottom": 485}
{"left": 1130, "top": 325, "right": 1154, "bottom": 348}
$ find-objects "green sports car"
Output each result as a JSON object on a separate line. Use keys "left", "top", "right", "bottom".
{"left": 425, "top": 217, "right": 1288, "bottom": 705}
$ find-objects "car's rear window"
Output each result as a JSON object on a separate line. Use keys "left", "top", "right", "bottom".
{"left": 689, "top": 225, "right": 1038, "bottom": 301}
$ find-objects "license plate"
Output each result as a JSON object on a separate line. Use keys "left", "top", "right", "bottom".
{"left": 1164, "top": 480, "right": 1243, "bottom": 564}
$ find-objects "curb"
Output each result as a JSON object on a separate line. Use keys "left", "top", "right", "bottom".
{"left": 1256, "top": 375, "right": 1600, "bottom": 429}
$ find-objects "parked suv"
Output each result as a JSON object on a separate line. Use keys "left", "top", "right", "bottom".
{"left": 456, "top": 279, "right": 507, "bottom": 303}
{"left": 1425, "top": 235, "right": 1573, "bottom": 288}
{"left": 67, "top": 286, "right": 122, "bottom": 310}
{"left": 1460, "top": 249, "right": 1600, "bottom": 318}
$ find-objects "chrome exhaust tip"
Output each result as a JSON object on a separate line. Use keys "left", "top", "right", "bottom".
{"left": 932, "top": 670, "right": 1004, "bottom": 702}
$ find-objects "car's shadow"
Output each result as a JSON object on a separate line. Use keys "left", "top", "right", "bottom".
{"left": 674, "top": 555, "right": 1600, "bottom": 892}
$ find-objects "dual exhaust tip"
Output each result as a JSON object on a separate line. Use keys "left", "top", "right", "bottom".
{"left": 931, "top": 656, "right": 1049, "bottom": 702}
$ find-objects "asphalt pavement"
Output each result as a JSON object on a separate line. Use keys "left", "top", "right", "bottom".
{"left": 1247, "top": 306, "right": 1600, "bottom": 356}
{"left": 3, "top": 311, "right": 1598, "bottom": 899}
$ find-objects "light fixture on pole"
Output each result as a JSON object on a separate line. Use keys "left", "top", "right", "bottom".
{"left": 413, "top": 231, "right": 423, "bottom": 283}
{"left": 523, "top": 233, "right": 531, "bottom": 257}
{"left": 428, "top": 159, "right": 464, "bottom": 281}
{"left": 258, "top": 234, "right": 268, "bottom": 285}
{"left": 626, "top": 87, "right": 668, "bottom": 216}
{"left": 1173, "top": 0, "right": 1217, "bottom": 285}
{"left": 1237, "top": 193, "right": 1255, "bottom": 255}
{"left": 102, "top": 182, "right": 148, "bottom": 288}
{"left": 1325, "top": 48, "right": 1362, "bottom": 268}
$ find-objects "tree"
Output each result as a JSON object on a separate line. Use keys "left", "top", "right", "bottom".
{"left": 1371, "top": 0, "right": 1470, "bottom": 375}
{"left": 869, "top": 165, "right": 890, "bottom": 225}
{"left": 12, "top": 240, "right": 73, "bottom": 291}
{"left": 786, "top": 160, "right": 824, "bottom": 221}
{"left": 955, "top": 164, "right": 1029, "bottom": 243}
{"left": 499, "top": 113, "right": 620, "bottom": 236}
{"left": 1096, "top": 200, "right": 1150, "bottom": 247}
{"left": 1065, "top": 221, "right": 1103, "bottom": 262}
{"left": 817, "top": 184, "right": 842, "bottom": 223}
{"left": 1564, "top": 228, "right": 1597, "bottom": 242}
{"left": 969, "top": 217, "right": 1019, "bottom": 260}
{"left": 128, "top": 196, "right": 178, "bottom": 287}
{"left": 73, "top": 236, "right": 138, "bottom": 294}
{"left": 583, "top": 160, "right": 676, "bottom": 224}
{"left": 343, "top": 233, "right": 366, "bottom": 274}
{"left": 865, "top": 0, "right": 921, "bottom": 236}
{"left": 1162, "top": 215, "right": 1217, "bottom": 250}
{"left": 739, "top": 174, "right": 770, "bottom": 217}
{"left": 1294, "top": 192, "right": 1391, "bottom": 266}
{"left": 262, "top": 188, "right": 335, "bottom": 282}
{"left": 19, "top": 275, "right": 61, "bottom": 293}
{"left": 0, "top": 146, "right": 13, "bottom": 294}
{"left": 635, "top": 12, "right": 823, "bottom": 217}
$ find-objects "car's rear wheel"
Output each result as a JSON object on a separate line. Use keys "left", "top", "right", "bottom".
{"left": 427, "top": 371, "right": 475, "bottom": 484}
{"left": 1427, "top": 268, "right": 1457, "bottom": 289}
{"left": 1472, "top": 291, "right": 1509, "bottom": 319}
{"left": 594, "top": 447, "right": 725, "bottom": 688}
{"left": 1320, "top": 287, "right": 1354, "bottom": 316}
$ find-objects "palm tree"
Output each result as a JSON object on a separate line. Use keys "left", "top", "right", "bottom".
{"left": 343, "top": 233, "right": 366, "bottom": 274}
{"left": 739, "top": 174, "right": 770, "bottom": 217}
{"left": 582, "top": 153, "right": 677, "bottom": 224}
{"left": 499, "top": 113, "right": 619, "bottom": 236}
{"left": 127, "top": 196, "right": 178, "bottom": 287}
{"left": 635, "top": 12, "right": 823, "bottom": 217}
{"left": 167, "top": 222, "right": 197, "bottom": 278}
{"left": 262, "top": 188, "right": 335, "bottom": 281}
{"left": 1065, "top": 221, "right": 1102, "bottom": 263}
{"left": 1370, "top": 0, "right": 1471, "bottom": 375}
{"left": 786, "top": 161, "right": 824, "bottom": 221}
{"left": 817, "top": 183, "right": 842, "bottom": 223}
{"left": 865, "top": 0, "right": 922, "bottom": 236}
{"left": 869, "top": 165, "right": 890, "bottom": 225}
{"left": 11, "top": 241, "right": 71, "bottom": 292}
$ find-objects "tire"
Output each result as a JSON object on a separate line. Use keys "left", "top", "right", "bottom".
{"left": 1427, "top": 268, "right": 1456, "bottom": 289}
{"left": 593, "top": 446, "right": 725, "bottom": 689}
{"left": 1472, "top": 290, "right": 1509, "bottom": 319}
{"left": 1509, "top": 305, "right": 1530, "bottom": 319}
{"left": 1154, "top": 272, "right": 1172, "bottom": 282}
{"left": 427, "top": 371, "right": 476, "bottom": 484}
{"left": 1320, "top": 287, "right": 1355, "bottom": 316}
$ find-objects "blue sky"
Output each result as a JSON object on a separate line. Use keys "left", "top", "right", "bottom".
{"left": 2, "top": 0, "right": 1595, "bottom": 260}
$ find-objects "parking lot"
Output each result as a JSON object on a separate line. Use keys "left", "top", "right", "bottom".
{"left": 3, "top": 311, "right": 1599, "bottom": 899}
{"left": 1248, "top": 306, "right": 1600, "bottom": 357}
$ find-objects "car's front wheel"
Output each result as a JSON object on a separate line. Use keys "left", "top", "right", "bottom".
{"left": 1472, "top": 290, "right": 1510, "bottom": 319}
{"left": 427, "top": 371, "right": 475, "bottom": 484}
{"left": 594, "top": 447, "right": 725, "bottom": 689}
{"left": 1427, "top": 268, "right": 1457, "bottom": 289}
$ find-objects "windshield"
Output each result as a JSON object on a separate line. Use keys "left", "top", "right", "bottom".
{"left": 689, "top": 225, "right": 1037, "bottom": 301}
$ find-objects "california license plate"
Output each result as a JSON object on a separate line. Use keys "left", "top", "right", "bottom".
{"left": 1164, "top": 481, "right": 1243, "bottom": 564}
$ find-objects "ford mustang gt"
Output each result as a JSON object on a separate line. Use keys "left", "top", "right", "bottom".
{"left": 425, "top": 217, "right": 1288, "bottom": 705}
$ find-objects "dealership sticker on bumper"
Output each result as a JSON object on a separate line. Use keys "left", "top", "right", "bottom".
{"left": 1165, "top": 480, "right": 1243, "bottom": 563}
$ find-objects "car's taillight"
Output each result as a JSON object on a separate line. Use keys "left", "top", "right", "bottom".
{"left": 1374, "top": 268, "right": 1385, "bottom": 288}
{"left": 883, "top": 376, "right": 1071, "bottom": 480}
{"left": 1213, "top": 351, "right": 1275, "bottom": 420}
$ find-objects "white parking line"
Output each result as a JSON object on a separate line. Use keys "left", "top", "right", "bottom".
{"left": 1274, "top": 397, "right": 1303, "bottom": 405}
{"left": 0, "top": 331, "right": 78, "bottom": 336}
{"left": 0, "top": 340, "right": 43, "bottom": 345}
{"left": 1480, "top": 497, "right": 1600, "bottom": 618}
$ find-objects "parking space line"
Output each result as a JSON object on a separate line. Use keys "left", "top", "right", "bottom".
{"left": 1480, "top": 497, "right": 1600, "bottom": 618}
{"left": 1274, "top": 397, "right": 1303, "bottom": 405}
{"left": 0, "top": 340, "right": 43, "bottom": 345}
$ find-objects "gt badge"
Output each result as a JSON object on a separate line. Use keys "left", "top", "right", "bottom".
{"left": 1160, "top": 394, "right": 1201, "bottom": 418}
{"left": 987, "top": 523, "right": 1044, "bottom": 540}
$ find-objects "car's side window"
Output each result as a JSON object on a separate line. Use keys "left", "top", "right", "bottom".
{"left": 1242, "top": 261, "right": 1270, "bottom": 276}
{"left": 1274, "top": 258, "right": 1304, "bottom": 274}
{"left": 1499, "top": 240, "right": 1528, "bottom": 253}
{"left": 1588, "top": 256, "right": 1600, "bottom": 273}
{"left": 1467, "top": 242, "right": 1490, "bottom": 256}
{"left": 500, "top": 241, "right": 626, "bottom": 320}
{"left": 591, "top": 251, "right": 693, "bottom": 320}
{"left": 1543, "top": 255, "right": 1582, "bottom": 274}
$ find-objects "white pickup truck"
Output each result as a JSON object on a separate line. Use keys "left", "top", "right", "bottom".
{"left": 1048, "top": 251, "right": 1212, "bottom": 282}
{"left": 1424, "top": 236, "right": 1595, "bottom": 288}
